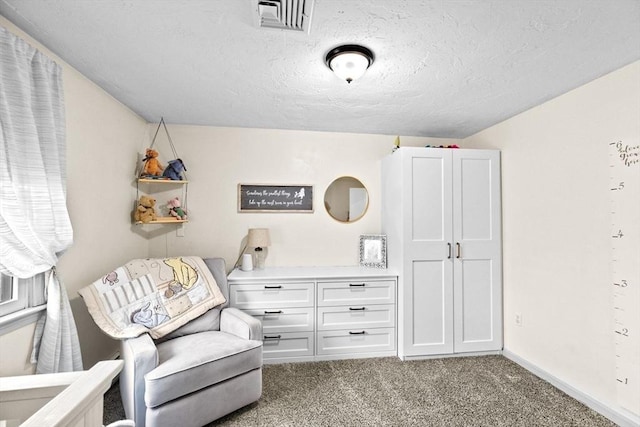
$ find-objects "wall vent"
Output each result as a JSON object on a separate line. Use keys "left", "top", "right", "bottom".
{"left": 255, "top": 0, "right": 314, "bottom": 33}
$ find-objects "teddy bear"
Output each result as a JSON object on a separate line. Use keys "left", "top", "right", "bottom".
{"left": 162, "top": 158, "right": 186, "bottom": 180}
{"left": 134, "top": 195, "right": 157, "bottom": 223}
{"left": 142, "top": 148, "right": 163, "bottom": 177}
{"left": 167, "top": 197, "right": 187, "bottom": 220}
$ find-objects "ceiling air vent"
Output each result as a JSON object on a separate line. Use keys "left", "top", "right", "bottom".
{"left": 255, "top": 0, "right": 315, "bottom": 33}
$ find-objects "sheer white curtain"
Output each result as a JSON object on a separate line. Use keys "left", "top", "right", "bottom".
{"left": 0, "top": 26, "right": 82, "bottom": 373}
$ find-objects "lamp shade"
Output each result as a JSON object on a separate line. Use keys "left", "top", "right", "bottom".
{"left": 247, "top": 228, "right": 271, "bottom": 248}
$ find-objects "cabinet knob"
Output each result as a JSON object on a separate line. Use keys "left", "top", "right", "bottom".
{"left": 349, "top": 331, "right": 366, "bottom": 335}
{"left": 447, "top": 242, "right": 452, "bottom": 259}
{"left": 456, "top": 242, "right": 461, "bottom": 259}
{"left": 349, "top": 283, "right": 366, "bottom": 287}
{"left": 264, "top": 310, "right": 283, "bottom": 314}
{"left": 264, "top": 285, "right": 282, "bottom": 289}
{"left": 349, "top": 307, "right": 366, "bottom": 311}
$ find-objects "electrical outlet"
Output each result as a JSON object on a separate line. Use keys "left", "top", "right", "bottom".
{"left": 515, "top": 313, "right": 522, "bottom": 326}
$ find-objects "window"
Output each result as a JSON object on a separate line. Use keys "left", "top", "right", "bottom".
{"left": 0, "top": 274, "right": 17, "bottom": 303}
{"left": 0, "top": 274, "right": 25, "bottom": 316}
{"left": 0, "top": 273, "right": 47, "bottom": 317}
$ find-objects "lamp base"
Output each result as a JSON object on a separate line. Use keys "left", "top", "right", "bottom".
{"left": 255, "top": 247, "right": 266, "bottom": 269}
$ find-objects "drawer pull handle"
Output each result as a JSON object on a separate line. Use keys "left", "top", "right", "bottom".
{"left": 349, "top": 307, "right": 366, "bottom": 311}
{"left": 349, "top": 331, "right": 366, "bottom": 335}
{"left": 264, "top": 285, "right": 282, "bottom": 289}
{"left": 263, "top": 335, "right": 282, "bottom": 340}
{"left": 264, "top": 310, "right": 283, "bottom": 314}
{"left": 349, "top": 283, "right": 366, "bottom": 287}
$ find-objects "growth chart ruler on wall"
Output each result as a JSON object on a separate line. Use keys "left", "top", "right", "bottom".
{"left": 608, "top": 138, "right": 640, "bottom": 416}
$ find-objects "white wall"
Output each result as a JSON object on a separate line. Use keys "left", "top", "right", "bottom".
{"left": 144, "top": 126, "right": 455, "bottom": 269}
{"left": 0, "top": 17, "right": 149, "bottom": 374}
{"left": 463, "top": 61, "right": 640, "bottom": 416}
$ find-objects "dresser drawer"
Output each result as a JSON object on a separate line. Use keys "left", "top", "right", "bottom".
{"left": 317, "top": 304, "right": 395, "bottom": 331}
{"left": 243, "top": 307, "right": 314, "bottom": 333}
{"left": 230, "top": 282, "right": 314, "bottom": 309}
{"left": 317, "top": 280, "right": 395, "bottom": 306}
{"left": 316, "top": 328, "right": 395, "bottom": 355}
{"left": 262, "top": 331, "right": 314, "bottom": 359}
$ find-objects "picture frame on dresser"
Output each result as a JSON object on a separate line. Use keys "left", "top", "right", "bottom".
{"left": 359, "top": 234, "right": 387, "bottom": 268}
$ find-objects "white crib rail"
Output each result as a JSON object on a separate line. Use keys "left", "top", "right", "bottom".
{"left": 0, "top": 360, "right": 125, "bottom": 427}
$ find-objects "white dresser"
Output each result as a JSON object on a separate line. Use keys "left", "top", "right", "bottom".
{"left": 227, "top": 266, "right": 398, "bottom": 364}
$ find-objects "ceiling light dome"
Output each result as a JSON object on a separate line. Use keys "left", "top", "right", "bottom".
{"left": 325, "top": 44, "right": 374, "bottom": 84}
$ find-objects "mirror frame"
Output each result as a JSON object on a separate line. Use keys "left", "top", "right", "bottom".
{"left": 323, "top": 176, "right": 369, "bottom": 223}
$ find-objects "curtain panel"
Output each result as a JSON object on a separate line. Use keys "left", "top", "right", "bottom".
{"left": 0, "top": 25, "right": 82, "bottom": 373}
{"left": 0, "top": 26, "right": 71, "bottom": 277}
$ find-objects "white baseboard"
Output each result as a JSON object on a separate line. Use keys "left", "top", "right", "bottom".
{"left": 400, "top": 350, "right": 502, "bottom": 361}
{"left": 503, "top": 350, "right": 640, "bottom": 427}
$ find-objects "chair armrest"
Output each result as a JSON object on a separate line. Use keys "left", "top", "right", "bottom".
{"left": 119, "top": 334, "right": 158, "bottom": 427}
{"left": 106, "top": 421, "right": 135, "bottom": 427}
{"left": 220, "top": 307, "right": 262, "bottom": 340}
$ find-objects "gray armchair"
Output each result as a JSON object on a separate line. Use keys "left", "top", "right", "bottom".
{"left": 119, "top": 258, "right": 262, "bottom": 427}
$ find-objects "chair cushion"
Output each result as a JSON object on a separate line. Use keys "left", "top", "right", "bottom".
{"left": 144, "top": 331, "right": 262, "bottom": 408}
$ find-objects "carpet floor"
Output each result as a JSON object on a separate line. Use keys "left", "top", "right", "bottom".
{"left": 104, "top": 356, "right": 615, "bottom": 426}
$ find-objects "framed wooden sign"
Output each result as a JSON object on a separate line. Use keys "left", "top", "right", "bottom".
{"left": 238, "top": 184, "right": 313, "bottom": 213}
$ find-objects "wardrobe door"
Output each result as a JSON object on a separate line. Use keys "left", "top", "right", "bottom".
{"left": 402, "top": 149, "right": 454, "bottom": 356}
{"left": 452, "top": 150, "right": 503, "bottom": 353}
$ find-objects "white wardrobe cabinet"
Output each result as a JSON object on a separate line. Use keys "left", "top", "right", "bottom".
{"left": 382, "top": 147, "right": 502, "bottom": 359}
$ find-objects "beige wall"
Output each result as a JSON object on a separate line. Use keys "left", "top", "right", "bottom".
{"left": 144, "top": 126, "right": 455, "bottom": 268}
{"left": 463, "top": 61, "right": 640, "bottom": 414}
{"left": 0, "top": 17, "right": 149, "bottom": 374}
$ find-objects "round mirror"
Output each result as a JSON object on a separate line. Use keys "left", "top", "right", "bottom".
{"left": 324, "top": 176, "right": 369, "bottom": 223}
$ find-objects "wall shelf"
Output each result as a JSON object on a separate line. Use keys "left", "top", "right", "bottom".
{"left": 134, "top": 118, "right": 189, "bottom": 226}
{"left": 134, "top": 217, "right": 187, "bottom": 225}
{"left": 137, "top": 178, "right": 189, "bottom": 184}
{"left": 135, "top": 179, "right": 189, "bottom": 225}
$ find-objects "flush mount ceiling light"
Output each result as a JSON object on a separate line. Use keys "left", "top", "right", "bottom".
{"left": 325, "top": 44, "right": 375, "bottom": 84}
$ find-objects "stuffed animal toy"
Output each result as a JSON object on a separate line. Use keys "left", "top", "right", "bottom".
{"left": 162, "top": 158, "right": 187, "bottom": 180}
{"left": 167, "top": 197, "right": 187, "bottom": 220}
{"left": 134, "top": 195, "right": 157, "bottom": 223}
{"left": 142, "top": 148, "right": 163, "bottom": 177}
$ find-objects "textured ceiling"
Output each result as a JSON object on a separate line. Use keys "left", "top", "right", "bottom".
{"left": 1, "top": 0, "right": 639, "bottom": 138}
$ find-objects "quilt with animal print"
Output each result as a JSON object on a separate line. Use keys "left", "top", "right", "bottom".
{"left": 79, "top": 256, "right": 226, "bottom": 339}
